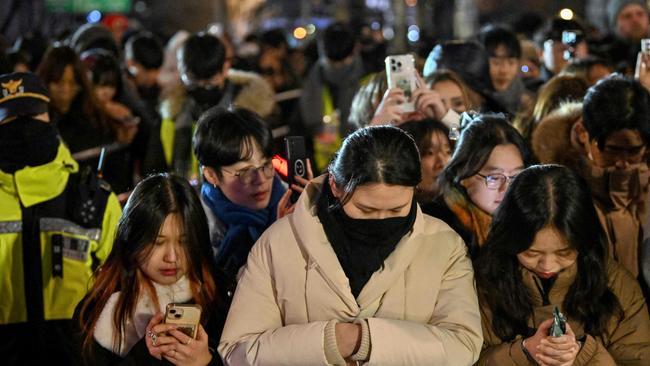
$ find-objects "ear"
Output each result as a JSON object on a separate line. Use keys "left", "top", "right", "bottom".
{"left": 328, "top": 175, "right": 343, "bottom": 199}
{"left": 202, "top": 166, "right": 220, "bottom": 187}
{"left": 572, "top": 120, "right": 590, "bottom": 146}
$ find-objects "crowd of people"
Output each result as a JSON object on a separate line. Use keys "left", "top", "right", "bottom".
{"left": 2, "top": 1, "right": 650, "bottom": 365}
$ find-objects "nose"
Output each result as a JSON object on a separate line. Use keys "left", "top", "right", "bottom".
{"left": 163, "top": 243, "right": 178, "bottom": 263}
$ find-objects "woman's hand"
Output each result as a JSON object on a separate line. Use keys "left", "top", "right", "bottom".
{"left": 277, "top": 159, "right": 314, "bottom": 219}
{"left": 536, "top": 323, "right": 580, "bottom": 366}
{"left": 145, "top": 313, "right": 179, "bottom": 360}
{"left": 523, "top": 318, "right": 553, "bottom": 360}
{"left": 335, "top": 322, "right": 362, "bottom": 359}
{"left": 370, "top": 88, "right": 406, "bottom": 126}
{"left": 412, "top": 73, "right": 447, "bottom": 120}
{"left": 159, "top": 325, "right": 213, "bottom": 366}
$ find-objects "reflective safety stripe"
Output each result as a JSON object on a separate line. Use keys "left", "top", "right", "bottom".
{"left": 161, "top": 118, "right": 175, "bottom": 167}
{"left": 39, "top": 218, "right": 101, "bottom": 241}
{"left": 0, "top": 221, "right": 21, "bottom": 233}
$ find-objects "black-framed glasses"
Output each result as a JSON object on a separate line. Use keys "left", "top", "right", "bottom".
{"left": 476, "top": 173, "right": 518, "bottom": 190}
{"left": 221, "top": 160, "right": 274, "bottom": 185}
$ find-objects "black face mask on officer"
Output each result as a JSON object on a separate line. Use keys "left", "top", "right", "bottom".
{"left": 187, "top": 84, "right": 224, "bottom": 108}
{"left": 0, "top": 116, "right": 59, "bottom": 173}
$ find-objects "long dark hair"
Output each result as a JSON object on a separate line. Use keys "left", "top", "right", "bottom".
{"left": 474, "top": 165, "right": 622, "bottom": 341}
{"left": 439, "top": 113, "right": 532, "bottom": 195}
{"left": 328, "top": 125, "right": 421, "bottom": 204}
{"left": 78, "top": 174, "right": 219, "bottom": 355}
{"left": 36, "top": 44, "right": 107, "bottom": 131}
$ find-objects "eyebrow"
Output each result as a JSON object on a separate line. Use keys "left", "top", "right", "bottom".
{"left": 482, "top": 165, "right": 525, "bottom": 173}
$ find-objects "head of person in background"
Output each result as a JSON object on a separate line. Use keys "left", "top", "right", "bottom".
{"left": 257, "top": 28, "right": 296, "bottom": 91}
{"left": 426, "top": 69, "right": 473, "bottom": 114}
{"left": 513, "top": 74, "right": 588, "bottom": 142}
{"left": 318, "top": 22, "right": 360, "bottom": 82}
{"left": 348, "top": 71, "right": 389, "bottom": 130}
{"left": 37, "top": 44, "right": 102, "bottom": 124}
{"left": 519, "top": 39, "right": 542, "bottom": 82}
{"left": 399, "top": 119, "right": 452, "bottom": 203}
{"left": 81, "top": 49, "right": 124, "bottom": 106}
{"left": 0, "top": 72, "right": 58, "bottom": 174}
{"left": 193, "top": 107, "right": 304, "bottom": 283}
{"left": 69, "top": 23, "right": 120, "bottom": 60}
{"left": 479, "top": 24, "right": 522, "bottom": 93}
{"left": 124, "top": 32, "right": 164, "bottom": 103}
{"left": 576, "top": 74, "right": 650, "bottom": 170}
{"left": 12, "top": 32, "right": 48, "bottom": 72}
{"left": 561, "top": 56, "right": 614, "bottom": 86}
{"left": 433, "top": 114, "right": 531, "bottom": 255}
{"left": 531, "top": 101, "right": 585, "bottom": 166}
{"left": 424, "top": 40, "right": 505, "bottom": 113}
{"left": 77, "top": 173, "right": 221, "bottom": 363}
{"left": 177, "top": 32, "right": 230, "bottom": 111}
{"left": 534, "top": 17, "right": 589, "bottom": 79}
{"left": 608, "top": 0, "right": 650, "bottom": 42}
{"left": 6, "top": 50, "right": 30, "bottom": 73}
{"left": 473, "top": 165, "right": 649, "bottom": 366}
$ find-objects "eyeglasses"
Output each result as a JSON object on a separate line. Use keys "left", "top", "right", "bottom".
{"left": 476, "top": 173, "right": 518, "bottom": 190}
{"left": 221, "top": 160, "right": 274, "bottom": 184}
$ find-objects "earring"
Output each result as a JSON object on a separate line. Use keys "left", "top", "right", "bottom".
{"left": 213, "top": 183, "right": 217, "bottom": 189}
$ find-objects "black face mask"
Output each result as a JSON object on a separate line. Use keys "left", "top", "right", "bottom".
{"left": 0, "top": 116, "right": 60, "bottom": 173}
{"left": 187, "top": 85, "right": 224, "bottom": 110}
{"left": 317, "top": 180, "right": 417, "bottom": 297}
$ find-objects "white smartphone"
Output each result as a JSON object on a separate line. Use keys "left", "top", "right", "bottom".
{"left": 164, "top": 303, "right": 202, "bottom": 339}
{"left": 642, "top": 39, "right": 650, "bottom": 56}
{"left": 385, "top": 54, "right": 417, "bottom": 112}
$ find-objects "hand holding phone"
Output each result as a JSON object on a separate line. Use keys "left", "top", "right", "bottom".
{"left": 164, "top": 303, "right": 202, "bottom": 339}
{"left": 284, "top": 136, "right": 308, "bottom": 204}
{"left": 548, "top": 306, "right": 567, "bottom": 337}
{"left": 385, "top": 54, "right": 417, "bottom": 112}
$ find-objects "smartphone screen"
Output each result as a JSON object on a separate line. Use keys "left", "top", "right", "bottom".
{"left": 284, "top": 136, "right": 307, "bottom": 204}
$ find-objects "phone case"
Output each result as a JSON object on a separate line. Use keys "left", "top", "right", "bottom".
{"left": 164, "top": 303, "right": 202, "bottom": 339}
{"left": 285, "top": 136, "right": 307, "bottom": 204}
{"left": 385, "top": 54, "right": 417, "bottom": 113}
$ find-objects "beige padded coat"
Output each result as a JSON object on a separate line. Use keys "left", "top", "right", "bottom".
{"left": 218, "top": 177, "right": 483, "bottom": 365}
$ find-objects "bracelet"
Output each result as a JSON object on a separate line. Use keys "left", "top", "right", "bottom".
{"left": 520, "top": 338, "right": 539, "bottom": 365}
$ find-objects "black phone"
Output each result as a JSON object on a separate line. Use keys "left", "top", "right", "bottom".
{"left": 284, "top": 136, "right": 307, "bottom": 204}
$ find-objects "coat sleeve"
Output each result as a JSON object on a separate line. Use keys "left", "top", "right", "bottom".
{"left": 605, "top": 264, "right": 650, "bottom": 365}
{"left": 365, "top": 233, "right": 483, "bottom": 366}
{"left": 218, "top": 233, "right": 330, "bottom": 366}
{"left": 96, "top": 193, "right": 121, "bottom": 263}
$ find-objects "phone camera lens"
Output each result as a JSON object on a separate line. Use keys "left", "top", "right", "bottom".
{"left": 391, "top": 59, "right": 395, "bottom": 64}
{"left": 170, "top": 309, "right": 176, "bottom": 314}
{"left": 175, "top": 314, "right": 181, "bottom": 318}
{"left": 392, "top": 66, "right": 396, "bottom": 71}
{"left": 397, "top": 62, "right": 402, "bottom": 67}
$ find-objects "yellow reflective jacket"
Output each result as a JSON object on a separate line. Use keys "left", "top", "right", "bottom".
{"left": 0, "top": 143, "right": 121, "bottom": 324}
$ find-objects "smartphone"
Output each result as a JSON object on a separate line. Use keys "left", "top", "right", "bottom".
{"left": 548, "top": 306, "right": 567, "bottom": 337}
{"left": 164, "top": 303, "right": 202, "bottom": 339}
{"left": 385, "top": 54, "right": 417, "bottom": 112}
{"left": 561, "top": 30, "right": 582, "bottom": 61}
{"left": 284, "top": 136, "right": 307, "bottom": 204}
{"left": 642, "top": 39, "right": 650, "bottom": 56}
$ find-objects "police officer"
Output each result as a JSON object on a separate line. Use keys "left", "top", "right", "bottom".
{"left": 0, "top": 72, "right": 121, "bottom": 365}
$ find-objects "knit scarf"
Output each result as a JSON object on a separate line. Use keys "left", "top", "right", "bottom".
{"left": 93, "top": 276, "right": 192, "bottom": 356}
{"left": 201, "top": 175, "right": 285, "bottom": 276}
{"left": 444, "top": 186, "right": 493, "bottom": 248}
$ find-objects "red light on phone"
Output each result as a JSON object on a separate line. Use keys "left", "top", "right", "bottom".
{"left": 272, "top": 155, "right": 288, "bottom": 177}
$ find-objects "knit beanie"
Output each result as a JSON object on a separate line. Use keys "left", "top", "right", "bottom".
{"left": 608, "top": 0, "right": 648, "bottom": 28}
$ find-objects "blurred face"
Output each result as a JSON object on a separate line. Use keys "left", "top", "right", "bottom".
{"left": 517, "top": 226, "right": 578, "bottom": 279}
{"left": 432, "top": 80, "right": 467, "bottom": 113}
{"left": 331, "top": 180, "right": 414, "bottom": 220}
{"left": 94, "top": 85, "right": 116, "bottom": 104}
{"left": 461, "top": 143, "right": 525, "bottom": 214}
{"left": 543, "top": 40, "right": 588, "bottom": 74}
{"left": 616, "top": 4, "right": 650, "bottom": 41}
{"left": 212, "top": 140, "right": 275, "bottom": 210}
{"left": 489, "top": 45, "right": 520, "bottom": 92}
{"left": 48, "top": 65, "right": 80, "bottom": 113}
{"left": 588, "top": 129, "right": 646, "bottom": 169}
{"left": 139, "top": 214, "right": 187, "bottom": 286}
{"left": 586, "top": 64, "right": 612, "bottom": 86}
{"left": 419, "top": 131, "right": 452, "bottom": 196}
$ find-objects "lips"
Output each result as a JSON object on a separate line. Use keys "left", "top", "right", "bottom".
{"left": 536, "top": 271, "right": 557, "bottom": 279}
{"left": 160, "top": 268, "right": 177, "bottom": 276}
{"left": 253, "top": 190, "right": 269, "bottom": 202}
